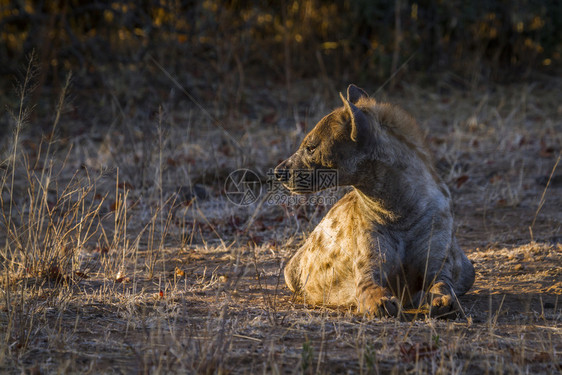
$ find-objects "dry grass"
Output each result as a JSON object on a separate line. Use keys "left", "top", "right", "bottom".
{"left": 0, "top": 62, "right": 561, "bottom": 374}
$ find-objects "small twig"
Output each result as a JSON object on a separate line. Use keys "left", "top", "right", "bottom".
{"left": 529, "top": 152, "right": 560, "bottom": 241}
{"left": 232, "top": 333, "right": 262, "bottom": 342}
{"left": 374, "top": 50, "right": 417, "bottom": 96}
{"left": 390, "top": 0, "right": 402, "bottom": 90}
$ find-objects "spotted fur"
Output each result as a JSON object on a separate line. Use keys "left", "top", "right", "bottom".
{"left": 275, "top": 85, "right": 475, "bottom": 317}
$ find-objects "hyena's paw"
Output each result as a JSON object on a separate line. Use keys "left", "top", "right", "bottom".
{"left": 358, "top": 286, "right": 400, "bottom": 318}
{"left": 428, "top": 282, "right": 458, "bottom": 318}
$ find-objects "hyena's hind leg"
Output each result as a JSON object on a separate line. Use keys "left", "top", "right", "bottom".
{"left": 284, "top": 248, "right": 305, "bottom": 294}
{"left": 356, "top": 279, "right": 400, "bottom": 317}
{"left": 355, "top": 239, "right": 403, "bottom": 318}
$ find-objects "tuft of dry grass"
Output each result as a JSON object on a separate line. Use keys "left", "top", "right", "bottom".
{"left": 0, "top": 60, "right": 561, "bottom": 374}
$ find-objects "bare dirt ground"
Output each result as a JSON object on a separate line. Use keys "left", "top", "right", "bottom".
{"left": 1, "top": 73, "right": 561, "bottom": 374}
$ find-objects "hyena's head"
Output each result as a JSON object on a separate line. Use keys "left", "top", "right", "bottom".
{"left": 275, "top": 84, "right": 376, "bottom": 192}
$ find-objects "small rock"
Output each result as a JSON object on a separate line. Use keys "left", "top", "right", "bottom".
{"left": 513, "top": 264, "right": 524, "bottom": 271}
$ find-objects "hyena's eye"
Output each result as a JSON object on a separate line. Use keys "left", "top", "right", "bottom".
{"left": 305, "top": 145, "right": 316, "bottom": 154}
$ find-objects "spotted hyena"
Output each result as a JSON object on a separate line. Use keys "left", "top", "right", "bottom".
{"left": 275, "top": 85, "right": 475, "bottom": 317}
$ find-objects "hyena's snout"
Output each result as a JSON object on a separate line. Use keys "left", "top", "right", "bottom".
{"left": 274, "top": 159, "right": 291, "bottom": 183}
{"left": 274, "top": 158, "right": 306, "bottom": 192}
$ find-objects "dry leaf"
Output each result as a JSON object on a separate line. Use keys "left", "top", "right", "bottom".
{"left": 167, "top": 157, "right": 179, "bottom": 167}
{"left": 455, "top": 175, "right": 469, "bottom": 188}
{"left": 175, "top": 267, "right": 185, "bottom": 277}
{"left": 539, "top": 139, "right": 555, "bottom": 157}
{"left": 115, "top": 270, "right": 129, "bottom": 283}
{"left": 496, "top": 198, "right": 507, "bottom": 206}
{"left": 109, "top": 201, "right": 119, "bottom": 211}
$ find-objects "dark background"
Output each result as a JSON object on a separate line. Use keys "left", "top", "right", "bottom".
{"left": 1, "top": 0, "right": 561, "bottom": 132}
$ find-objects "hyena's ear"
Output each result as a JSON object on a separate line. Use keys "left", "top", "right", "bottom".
{"left": 347, "top": 84, "right": 369, "bottom": 104}
{"left": 339, "top": 92, "right": 370, "bottom": 142}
